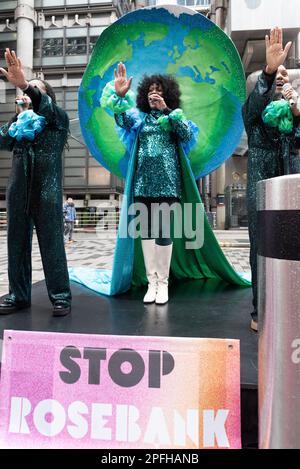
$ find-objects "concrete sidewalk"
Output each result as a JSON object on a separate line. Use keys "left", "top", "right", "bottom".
{"left": 71, "top": 229, "right": 250, "bottom": 248}
{"left": 214, "top": 230, "right": 250, "bottom": 248}
{"left": 0, "top": 229, "right": 250, "bottom": 296}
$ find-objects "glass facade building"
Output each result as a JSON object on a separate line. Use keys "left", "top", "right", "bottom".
{"left": 146, "top": 0, "right": 211, "bottom": 8}
{"left": 0, "top": 1, "right": 135, "bottom": 210}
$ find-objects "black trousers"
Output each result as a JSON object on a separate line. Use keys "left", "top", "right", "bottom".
{"left": 134, "top": 197, "right": 179, "bottom": 246}
{"left": 6, "top": 148, "right": 71, "bottom": 307}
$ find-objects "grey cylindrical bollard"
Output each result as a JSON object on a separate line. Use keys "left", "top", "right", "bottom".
{"left": 257, "top": 174, "right": 300, "bottom": 449}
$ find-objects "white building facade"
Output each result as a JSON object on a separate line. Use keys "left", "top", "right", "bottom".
{"left": 0, "top": 1, "right": 136, "bottom": 213}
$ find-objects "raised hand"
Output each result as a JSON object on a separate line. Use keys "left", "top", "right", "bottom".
{"left": 114, "top": 62, "right": 132, "bottom": 98}
{"left": 283, "top": 87, "right": 298, "bottom": 104}
{"left": 265, "top": 27, "right": 292, "bottom": 74}
{"left": 0, "top": 48, "right": 28, "bottom": 89}
{"left": 283, "top": 87, "right": 300, "bottom": 116}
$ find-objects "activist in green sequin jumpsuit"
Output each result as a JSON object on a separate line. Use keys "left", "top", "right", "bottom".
{"left": 0, "top": 85, "right": 72, "bottom": 308}
{"left": 243, "top": 69, "right": 300, "bottom": 321}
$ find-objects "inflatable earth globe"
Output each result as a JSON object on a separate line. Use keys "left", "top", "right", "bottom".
{"left": 78, "top": 4, "right": 246, "bottom": 180}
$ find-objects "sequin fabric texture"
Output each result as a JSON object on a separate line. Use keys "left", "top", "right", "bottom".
{"left": 116, "top": 109, "right": 192, "bottom": 198}
{"left": 243, "top": 71, "right": 300, "bottom": 318}
{"left": 0, "top": 92, "right": 72, "bottom": 307}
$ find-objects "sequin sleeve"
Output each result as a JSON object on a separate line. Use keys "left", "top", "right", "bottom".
{"left": 23, "top": 84, "right": 41, "bottom": 111}
{"left": 169, "top": 109, "right": 192, "bottom": 142}
{"left": 114, "top": 112, "right": 136, "bottom": 130}
{"left": 25, "top": 85, "right": 69, "bottom": 131}
{"left": 0, "top": 116, "right": 17, "bottom": 151}
{"left": 38, "top": 93, "right": 69, "bottom": 129}
{"left": 156, "top": 108, "right": 193, "bottom": 142}
{"left": 295, "top": 118, "right": 300, "bottom": 149}
{"left": 170, "top": 118, "right": 193, "bottom": 142}
{"left": 243, "top": 70, "right": 277, "bottom": 130}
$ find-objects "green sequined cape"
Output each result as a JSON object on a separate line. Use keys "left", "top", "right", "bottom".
{"left": 132, "top": 143, "right": 250, "bottom": 287}
{"left": 69, "top": 123, "right": 251, "bottom": 295}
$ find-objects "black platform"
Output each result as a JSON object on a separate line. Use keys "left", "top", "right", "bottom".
{"left": 0, "top": 279, "right": 258, "bottom": 448}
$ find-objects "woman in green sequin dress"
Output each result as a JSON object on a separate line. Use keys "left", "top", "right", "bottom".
{"left": 111, "top": 64, "right": 197, "bottom": 305}
{"left": 72, "top": 64, "right": 250, "bottom": 299}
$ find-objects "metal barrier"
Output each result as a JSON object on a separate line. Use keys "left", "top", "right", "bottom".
{"left": 0, "top": 210, "right": 6, "bottom": 230}
{"left": 0, "top": 209, "right": 120, "bottom": 233}
{"left": 258, "top": 175, "right": 300, "bottom": 449}
{"left": 76, "top": 209, "right": 120, "bottom": 234}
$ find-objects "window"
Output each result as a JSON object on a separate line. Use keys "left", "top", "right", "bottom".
{"left": 0, "top": 1, "right": 17, "bottom": 11}
{"left": 0, "top": 41, "right": 16, "bottom": 59}
{"left": 33, "top": 39, "right": 42, "bottom": 58}
{"left": 195, "top": 0, "right": 211, "bottom": 5}
{"left": 89, "top": 37, "right": 98, "bottom": 54}
{"left": 149, "top": 0, "right": 211, "bottom": 5}
{"left": 66, "top": 38, "right": 87, "bottom": 56}
{"left": 41, "top": 0, "right": 65, "bottom": 6}
{"left": 42, "top": 38, "right": 63, "bottom": 57}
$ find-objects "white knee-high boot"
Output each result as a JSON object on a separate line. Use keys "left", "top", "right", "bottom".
{"left": 155, "top": 243, "right": 173, "bottom": 305}
{"left": 141, "top": 239, "right": 157, "bottom": 303}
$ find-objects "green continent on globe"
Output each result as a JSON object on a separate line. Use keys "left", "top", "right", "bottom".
{"left": 82, "top": 22, "right": 169, "bottom": 177}
{"left": 79, "top": 8, "right": 246, "bottom": 179}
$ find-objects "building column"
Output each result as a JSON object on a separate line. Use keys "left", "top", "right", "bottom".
{"left": 213, "top": 0, "right": 227, "bottom": 229}
{"left": 215, "top": 164, "right": 226, "bottom": 229}
{"left": 296, "top": 31, "right": 300, "bottom": 68}
{"left": 15, "top": 1, "right": 35, "bottom": 80}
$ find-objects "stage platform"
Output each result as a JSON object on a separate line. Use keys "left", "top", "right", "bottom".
{"left": 0, "top": 278, "right": 258, "bottom": 448}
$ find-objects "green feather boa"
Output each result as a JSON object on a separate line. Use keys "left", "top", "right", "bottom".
{"left": 262, "top": 99, "right": 294, "bottom": 134}
{"left": 157, "top": 108, "right": 186, "bottom": 131}
{"left": 100, "top": 81, "right": 135, "bottom": 114}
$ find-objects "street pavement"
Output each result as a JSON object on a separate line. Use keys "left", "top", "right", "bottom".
{"left": 0, "top": 230, "right": 250, "bottom": 297}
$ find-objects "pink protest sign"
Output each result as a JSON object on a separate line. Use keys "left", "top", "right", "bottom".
{"left": 0, "top": 330, "right": 241, "bottom": 449}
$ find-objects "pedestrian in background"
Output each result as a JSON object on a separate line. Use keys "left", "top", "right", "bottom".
{"left": 63, "top": 197, "right": 77, "bottom": 244}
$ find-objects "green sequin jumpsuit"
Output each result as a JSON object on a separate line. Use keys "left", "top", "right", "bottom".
{"left": 0, "top": 86, "right": 71, "bottom": 307}
{"left": 243, "top": 70, "right": 300, "bottom": 320}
